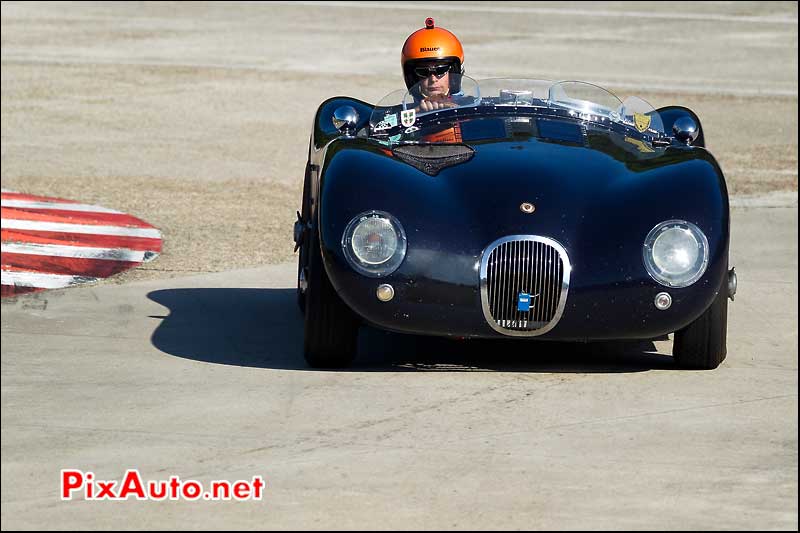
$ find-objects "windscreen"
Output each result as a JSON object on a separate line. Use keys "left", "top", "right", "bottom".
{"left": 369, "top": 77, "right": 665, "bottom": 143}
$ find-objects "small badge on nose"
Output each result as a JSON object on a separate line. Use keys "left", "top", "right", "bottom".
{"left": 517, "top": 292, "right": 531, "bottom": 312}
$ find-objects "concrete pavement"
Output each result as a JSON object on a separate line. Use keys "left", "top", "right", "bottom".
{"left": 2, "top": 205, "right": 796, "bottom": 529}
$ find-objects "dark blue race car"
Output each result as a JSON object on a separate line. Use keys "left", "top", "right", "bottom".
{"left": 294, "top": 76, "right": 736, "bottom": 369}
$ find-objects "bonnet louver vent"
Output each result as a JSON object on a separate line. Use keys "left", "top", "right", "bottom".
{"left": 392, "top": 144, "right": 475, "bottom": 176}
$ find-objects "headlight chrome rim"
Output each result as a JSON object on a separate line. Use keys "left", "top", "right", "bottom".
{"left": 342, "top": 210, "right": 407, "bottom": 278}
{"left": 643, "top": 220, "right": 709, "bottom": 288}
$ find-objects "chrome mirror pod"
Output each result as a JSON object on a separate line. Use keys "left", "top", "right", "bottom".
{"left": 332, "top": 106, "right": 359, "bottom": 135}
{"left": 672, "top": 116, "right": 699, "bottom": 145}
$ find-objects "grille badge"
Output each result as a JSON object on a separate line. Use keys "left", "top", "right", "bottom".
{"left": 517, "top": 292, "right": 531, "bottom": 312}
{"left": 517, "top": 292, "right": 540, "bottom": 312}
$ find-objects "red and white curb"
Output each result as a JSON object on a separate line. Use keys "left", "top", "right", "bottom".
{"left": 1, "top": 190, "right": 162, "bottom": 297}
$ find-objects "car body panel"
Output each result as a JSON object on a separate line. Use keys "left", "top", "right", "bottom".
{"left": 305, "top": 95, "right": 729, "bottom": 341}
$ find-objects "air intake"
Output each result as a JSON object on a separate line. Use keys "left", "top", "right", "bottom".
{"left": 392, "top": 144, "right": 474, "bottom": 176}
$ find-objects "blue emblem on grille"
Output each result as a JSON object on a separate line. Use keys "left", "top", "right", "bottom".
{"left": 517, "top": 292, "right": 531, "bottom": 312}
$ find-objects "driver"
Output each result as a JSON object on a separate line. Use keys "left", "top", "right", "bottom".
{"left": 401, "top": 18, "right": 465, "bottom": 112}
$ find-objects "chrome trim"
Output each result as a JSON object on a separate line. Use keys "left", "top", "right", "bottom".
{"left": 479, "top": 235, "right": 571, "bottom": 337}
{"left": 298, "top": 268, "right": 308, "bottom": 292}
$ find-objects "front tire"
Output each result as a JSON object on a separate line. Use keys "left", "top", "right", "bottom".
{"left": 673, "top": 287, "right": 728, "bottom": 369}
{"left": 303, "top": 226, "right": 359, "bottom": 368}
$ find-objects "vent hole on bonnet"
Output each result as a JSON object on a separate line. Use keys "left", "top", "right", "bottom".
{"left": 391, "top": 144, "right": 475, "bottom": 176}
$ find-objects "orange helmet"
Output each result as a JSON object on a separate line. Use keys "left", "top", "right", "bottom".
{"left": 401, "top": 18, "right": 465, "bottom": 89}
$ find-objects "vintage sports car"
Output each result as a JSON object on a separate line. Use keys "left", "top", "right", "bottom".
{"left": 294, "top": 76, "right": 736, "bottom": 369}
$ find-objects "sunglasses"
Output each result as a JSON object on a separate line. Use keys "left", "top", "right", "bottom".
{"left": 413, "top": 64, "right": 451, "bottom": 79}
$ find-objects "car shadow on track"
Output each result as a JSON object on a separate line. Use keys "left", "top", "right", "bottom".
{"left": 147, "top": 288, "right": 674, "bottom": 373}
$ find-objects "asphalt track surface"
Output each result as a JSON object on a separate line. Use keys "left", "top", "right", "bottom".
{"left": 1, "top": 1, "right": 798, "bottom": 530}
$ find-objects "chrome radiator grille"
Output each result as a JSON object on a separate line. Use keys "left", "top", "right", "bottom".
{"left": 480, "top": 236, "right": 571, "bottom": 336}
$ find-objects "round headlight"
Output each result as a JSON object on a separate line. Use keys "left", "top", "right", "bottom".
{"left": 643, "top": 220, "right": 709, "bottom": 288}
{"left": 342, "top": 211, "right": 407, "bottom": 277}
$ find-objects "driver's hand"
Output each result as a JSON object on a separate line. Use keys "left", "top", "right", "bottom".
{"left": 418, "top": 95, "right": 456, "bottom": 112}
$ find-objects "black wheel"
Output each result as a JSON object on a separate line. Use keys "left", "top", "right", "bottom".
{"left": 303, "top": 225, "right": 360, "bottom": 368}
{"left": 296, "top": 162, "right": 312, "bottom": 314}
{"left": 673, "top": 287, "right": 728, "bottom": 370}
